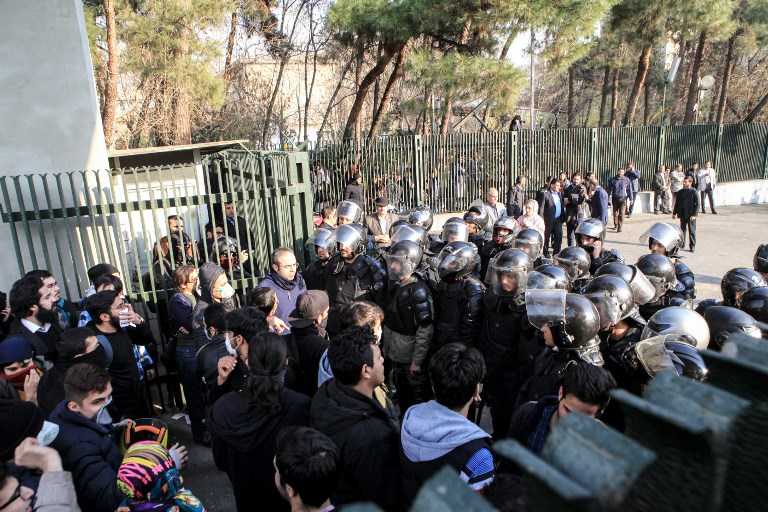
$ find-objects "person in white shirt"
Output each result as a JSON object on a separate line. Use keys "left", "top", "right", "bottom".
{"left": 482, "top": 188, "right": 507, "bottom": 234}
{"left": 696, "top": 160, "right": 717, "bottom": 214}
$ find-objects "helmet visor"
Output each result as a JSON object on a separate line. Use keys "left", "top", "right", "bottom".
{"left": 554, "top": 257, "right": 583, "bottom": 280}
{"left": 635, "top": 336, "right": 677, "bottom": 377}
{"left": 441, "top": 223, "right": 468, "bottom": 243}
{"left": 629, "top": 266, "right": 657, "bottom": 306}
{"left": 514, "top": 236, "right": 542, "bottom": 260}
{"left": 527, "top": 271, "right": 559, "bottom": 290}
{"left": 639, "top": 223, "right": 681, "bottom": 253}
{"left": 385, "top": 253, "right": 417, "bottom": 282}
{"left": 337, "top": 201, "right": 362, "bottom": 223}
{"left": 488, "top": 268, "right": 527, "bottom": 296}
{"left": 437, "top": 250, "right": 475, "bottom": 280}
{"left": 584, "top": 291, "right": 622, "bottom": 331}
{"left": 391, "top": 225, "right": 425, "bottom": 246}
{"left": 525, "top": 289, "right": 567, "bottom": 330}
{"left": 575, "top": 338, "right": 604, "bottom": 367}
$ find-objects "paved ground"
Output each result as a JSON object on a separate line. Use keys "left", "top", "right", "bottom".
{"left": 177, "top": 204, "right": 767, "bottom": 511}
{"left": 434, "top": 203, "right": 768, "bottom": 301}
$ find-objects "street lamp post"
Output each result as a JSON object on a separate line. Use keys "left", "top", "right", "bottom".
{"left": 696, "top": 74, "right": 715, "bottom": 124}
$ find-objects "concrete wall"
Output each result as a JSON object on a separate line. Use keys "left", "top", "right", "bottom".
{"left": 0, "top": 0, "right": 109, "bottom": 292}
{"left": 712, "top": 179, "right": 768, "bottom": 206}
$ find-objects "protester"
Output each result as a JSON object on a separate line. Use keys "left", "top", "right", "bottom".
{"left": 8, "top": 275, "right": 62, "bottom": 366}
{"left": 23, "top": 270, "right": 79, "bottom": 330}
{"left": 697, "top": 160, "right": 717, "bottom": 214}
{"left": 673, "top": 175, "right": 699, "bottom": 253}
{"left": 625, "top": 161, "right": 641, "bottom": 217}
{"left": 192, "top": 262, "right": 239, "bottom": 331}
{"left": 515, "top": 199, "right": 545, "bottom": 238}
{"left": 563, "top": 173, "right": 589, "bottom": 247}
{"left": 509, "top": 361, "right": 616, "bottom": 453}
{"left": 288, "top": 291, "right": 330, "bottom": 397}
{"left": 400, "top": 343, "right": 494, "bottom": 503}
{"left": 538, "top": 178, "right": 565, "bottom": 258}
{"left": 670, "top": 164, "right": 685, "bottom": 209}
{"left": 260, "top": 248, "right": 308, "bottom": 324}
{"left": 505, "top": 176, "right": 527, "bottom": 218}
{"left": 481, "top": 188, "right": 507, "bottom": 232}
{"left": 365, "top": 197, "right": 399, "bottom": 250}
{"left": 318, "top": 206, "right": 337, "bottom": 231}
{"left": 343, "top": 173, "right": 364, "bottom": 207}
{"left": 274, "top": 426, "right": 340, "bottom": 512}
{"left": 607, "top": 167, "right": 632, "bottom": 232}
{"left": 223, "top": 202, "right": 254, "bottom": 250}
{"left": 588, "top": 177, "right": 609, "bottom": 226}
{"left": 0, "top": 336, "right": 41, "bottom": 404}
{"left": 209, "top": 332, "right": 310, "bottom": 512}
{"left": 310, "top": 325, "right": 402, "bottom": 511}
{"left": 653, "top": 165, "right": 672, "bottom": 214}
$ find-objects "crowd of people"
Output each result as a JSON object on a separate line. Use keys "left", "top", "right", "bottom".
{"left": 1, "top": 163, "right": 766, "bottom": 511}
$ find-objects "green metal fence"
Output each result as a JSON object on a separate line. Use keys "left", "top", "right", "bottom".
{"left": 308, "top": 123, "right": 768, "bottom": 213}
{"left": 0, "top": 150, "right": 314, "bottom": 302}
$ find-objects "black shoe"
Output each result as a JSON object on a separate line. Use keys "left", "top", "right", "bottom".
{"left": 689, "top": 247, "right": 695, "bottom": 253}
{"left": 712, "top": 211, "right": 718, "bottom": 214}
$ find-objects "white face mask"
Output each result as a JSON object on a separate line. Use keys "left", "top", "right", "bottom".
{"left": 224, "top": 334, "right": 238, "bottom": 356}
{"left": 37, "top": 421, "right": 60, "bottom": 446}
{"left": 218, "top": 283, "right": 236, "bottom": 300}
{"left": 96, "top": 395, "right": 114, "bottom": 426}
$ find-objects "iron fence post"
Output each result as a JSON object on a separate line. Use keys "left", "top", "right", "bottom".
{"left": 656, "top": 125, "right": 666, "bottom": 170}
{"left": 413, "top": 135, "right": 424, "bottom": 205}
{"left": 714, "top": 123, "right": 724, "bottom": 174}
{"left": 590, "top": 128, "right": 598, "bottom": 176}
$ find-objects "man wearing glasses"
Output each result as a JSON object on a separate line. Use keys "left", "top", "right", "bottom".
{"left": 260, "top": 247, "right": 308, "bottom": 324}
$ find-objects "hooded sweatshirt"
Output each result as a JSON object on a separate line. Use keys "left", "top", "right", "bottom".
{"left": 400, "top": 400, "right": 494, "bottom": 502}
{"left": 192, "top": 262, "right": 237, "bottom": 331}
{"left": 310, "top": 379, "right": 403, "bottom": 511}
{"left": 208, "top": 388, "right": 310, "bottom": 512}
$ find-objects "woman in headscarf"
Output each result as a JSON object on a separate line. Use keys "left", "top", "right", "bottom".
{"left": 516, "top": 199, "right": 546, "bottom": 238}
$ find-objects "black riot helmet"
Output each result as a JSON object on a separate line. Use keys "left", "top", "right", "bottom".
{"left": 408, "top": 206, "right": 433, "bottom": 231}
{"left": 754, "top": 244, "right": 768, "bottom": 275}
{"left": 335, "top": 223, "right": 367, "bottom": 256}
{"left": 583, "top": 275, "right": 635, "bottom": 331}
{"left": 596, "top": 262, "right": 656, "bottom": 307}
{"left": 527, "top": 264, "right": 570, "bottom": 291}
{"left": 307, "top": 228, "right": 336, "bottom": 260}
{"left": 739, "top": 286, "right": 768, "bottom": 323}
{"left": 640, "top": 222, "right": 684, "bottom": 258}
{"left": 694, "top": 298, "right": 719, "bottom": 316}
{"left": 665, "top": 339, "right": 708, "bottom": 381}
{"left": 336, "top": 200, "right": 363, "bottom": 225}
{"left": 386, "top": 240, "right": 423, "bottom": 283}
{"left": 487, "top": 248, "right": 529, "bottom": 296}
{"left": 704, "top": 305, "right": 762, "bottom": 351}
{"left": 636, "top": 254, "right": 678, "bottom": 302}
{"left": 492, "top": 217, "right": 519, "bottom": 247}
{"left": 514, "top": 228, "right": 544, "bottom": 261}
{"left": 555, "top": 246, "right": 591, "bottom": 281}
{"left": 441, "top": 217, "right": 469, "bottom": 243}
{"left": 390, "top": 223, "right": 427, "bottom": 248}
{"left": 389, "top": 219, "right": 410, "bottom": 238}
{"left": 437, "top": 241, "right": 479, "bottom": 281}
{"left": 463, "top": 207, "right": 488, "bottom": 233}
{"left": 721, "top": 268, "right": 767, "bottom": 307}
{"left": 575, "top": 219, "right": 607, "bottom": 257}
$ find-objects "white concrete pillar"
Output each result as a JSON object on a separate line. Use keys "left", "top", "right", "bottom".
{"left": 0, "top": 0, "right": 109, "bottom": 294}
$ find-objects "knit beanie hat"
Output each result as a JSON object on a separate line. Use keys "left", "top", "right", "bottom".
{"left": 0, "top": 399, "right": 45, "bottom": 460}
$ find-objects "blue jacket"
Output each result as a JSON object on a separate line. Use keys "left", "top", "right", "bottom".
{"left": 608, "top": 176, "right": 633, "bottom": 200}
{"left": 590, "top": 186, "right": 610, "bottom": 225}
{"left": 259, "top": 272, "right": 307, "bottom": 324}
{"left": 49, "top": 400, "right": 123, "bottom": 512}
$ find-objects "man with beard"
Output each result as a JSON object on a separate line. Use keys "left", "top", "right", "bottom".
{"left": 479, "top": 248, "right": 536, "bottom": 437}
{"left": 574, "top": 218, "right": 623, "bottom": 274}
{"left": 324, "top": 223, "right": 386, "bottom": 334}
{"left": 382, "top": 240, "right": 434, "bottom": 415}
{"left": 24, "top": 270, "right": 79, "bottom": 329}
{"left": 304, "top": 228, "right": 335, "bottom": 291}
{"left": 86, "top": 290, "right": 154, "bottom": 419}
{"left": 9, "top": 275, "right": 63, "bottom": 366}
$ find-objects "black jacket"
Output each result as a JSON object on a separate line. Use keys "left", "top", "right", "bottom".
{"left": 506, "top": 186, "right": 526, "bottom": 218}
{"left": 209, "top": 388, "right": 310, "bottom": 512}
{"left": 673, "top": 188, "right": 700, "bottom": 219}
{"left": 310, "top": 379, "right": 403, "bottom": 511}
{"left": 288, "top": 320, "right": 329, "bottom": 396}
{"left": 343, "top": 183, "right": 365, "bottom": 207}
{"left": 7, "top": 319, "right": 61, "bottom": 364}
{"left": 304, "top": 259, "right": 329, "bottom": 291}
{"left": 538, "top": 190, "right": 565, "bottom": 224}
{"left": 508, "top": 395, "right": 559, "bottom": 454}
{"left": 49, "top": 400, "right": 123, "bottom": 512}
{"left": 433, "top": 277, "right": 484, "bottom": 348}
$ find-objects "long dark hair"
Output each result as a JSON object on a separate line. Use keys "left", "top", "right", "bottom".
{"left": 244, "top": 332, "right": 287, "bottom": 413}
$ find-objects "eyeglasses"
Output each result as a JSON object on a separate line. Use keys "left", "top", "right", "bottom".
{"left": 0, "top": 481, "right": 27, "bottom": 511}
{"left": 279, "top": 263, "right": 298, "bottom": 270}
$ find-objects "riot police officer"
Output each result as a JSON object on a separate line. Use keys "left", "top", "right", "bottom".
{"left": 527, "top": 264, "right": 570, "bottom": 291}
{"left": 703, "top": 305, "right": 762, "bottom": 350}
{"left": 636, "top": 253, "right": 684, "bottom": 320}
{"left": 575, "top": 218, "right": 623, "bottom": 274}
{"left": 433, "top": 241, "right": 485, "bottom": 349}
{"left": 554, "top": 246, "right": 591, "bottom": 292}
{"left": 381, "top": 240, "right": 434, "bottom": 414}
{"left": 517, "top": 291, "right": 604, "bottom": 405}
{"left": 324, "top": 223, "right": 386, "bottom": 333}
{"left": 336, "top": 200, "right": 363, "bottom": 225}
{"left": 739, "top": 286, "right": 768, "bottom": 325}
{"left": 408, "top": 206, "right": 434, "bottom": 231}
{"left": 304, "top": 228, "right": 335, "bottom": 290}
{"left": 464, "top": 206, "right": 489, "bottom": 252}
{"left": 428, "top": 217, "right": 467, "bottom": 256}
{"left": 754, "top": 244, "right": 768, "bottom": 281}
{"left": 641, "top": 222, "right": 696, "bottom": 304}
{"left": 721, "top": 267, "right": 767, "bottom": 307}
{"left": 480, "top": 217, "right": 519, "bottom": 281}
{"left": 641, "top": 306, "right": 711, "bottom": 350}
{"left": 479, "top": 248, "right": 535, "bottom": 436}
{"left": 514, "top": 228, "right": 547, "bottom": 268}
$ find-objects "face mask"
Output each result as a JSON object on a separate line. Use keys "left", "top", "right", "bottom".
{"left": 0, "top": 361, "right": 37, "bottom": 390}
{"left": 37, "top": 421, "right": 60, "bottom": 446}
{"left": 96, "top": 395, "right": 113, "bottom": 426}
{"left": 224, "top": 334, "right": 238, "bottom": 356}
{"left": 218, "top": 283, "right": 235, "bottom": 300}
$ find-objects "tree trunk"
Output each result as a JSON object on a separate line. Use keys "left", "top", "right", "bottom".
{"left": 716, "top": 34, "right": 736, "bottom": 125}
{"left": 598, "top": 66, "right": 610, "bottom": 127}
{"left": 622, "top": 45, "right": 651, "bottom": 126}
{"left": 101, "top": 0, "right": 119, "bottom": 148}
{"left": 567, "top": 66, "right": 576, "bottom": 127}
{"left": 303, "top": 27, "right": 318, "bottom": 141}
{"left": 372, "top": 42, "right": 383, "bottom": 126}
{"left": 368, "top": 48, "right": 407, "bottom": 138}
{"left": 261, "top": 0, "right": 307, "bottom": 145}
{"left": 353, "top": 41, "right": 364, "bottom": 140}
{"left": 642, "top": 83, "right": 650, "bottom": 125}
{"left": 173, "top": 0, "right": 192, "bottom": 145}
{"left": 482, "top": 32, "right": 517, "bottom": 124}
{"left": 317, "top": 59, "right": 352, "bottom": 144}
{"left": 610, "top": 68, "right": 619, "bottom": 128}
{"left": 744, "top": 91, "right": 768, "bottom": 123}
{"left": 223, "top": 11, "right": 237, "bottom": 82}
{"left": 683, "top": 30, "right": 707, "bottom": 124}
{"left": 342, "top": 41, "right": 405, "bottom": 140}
